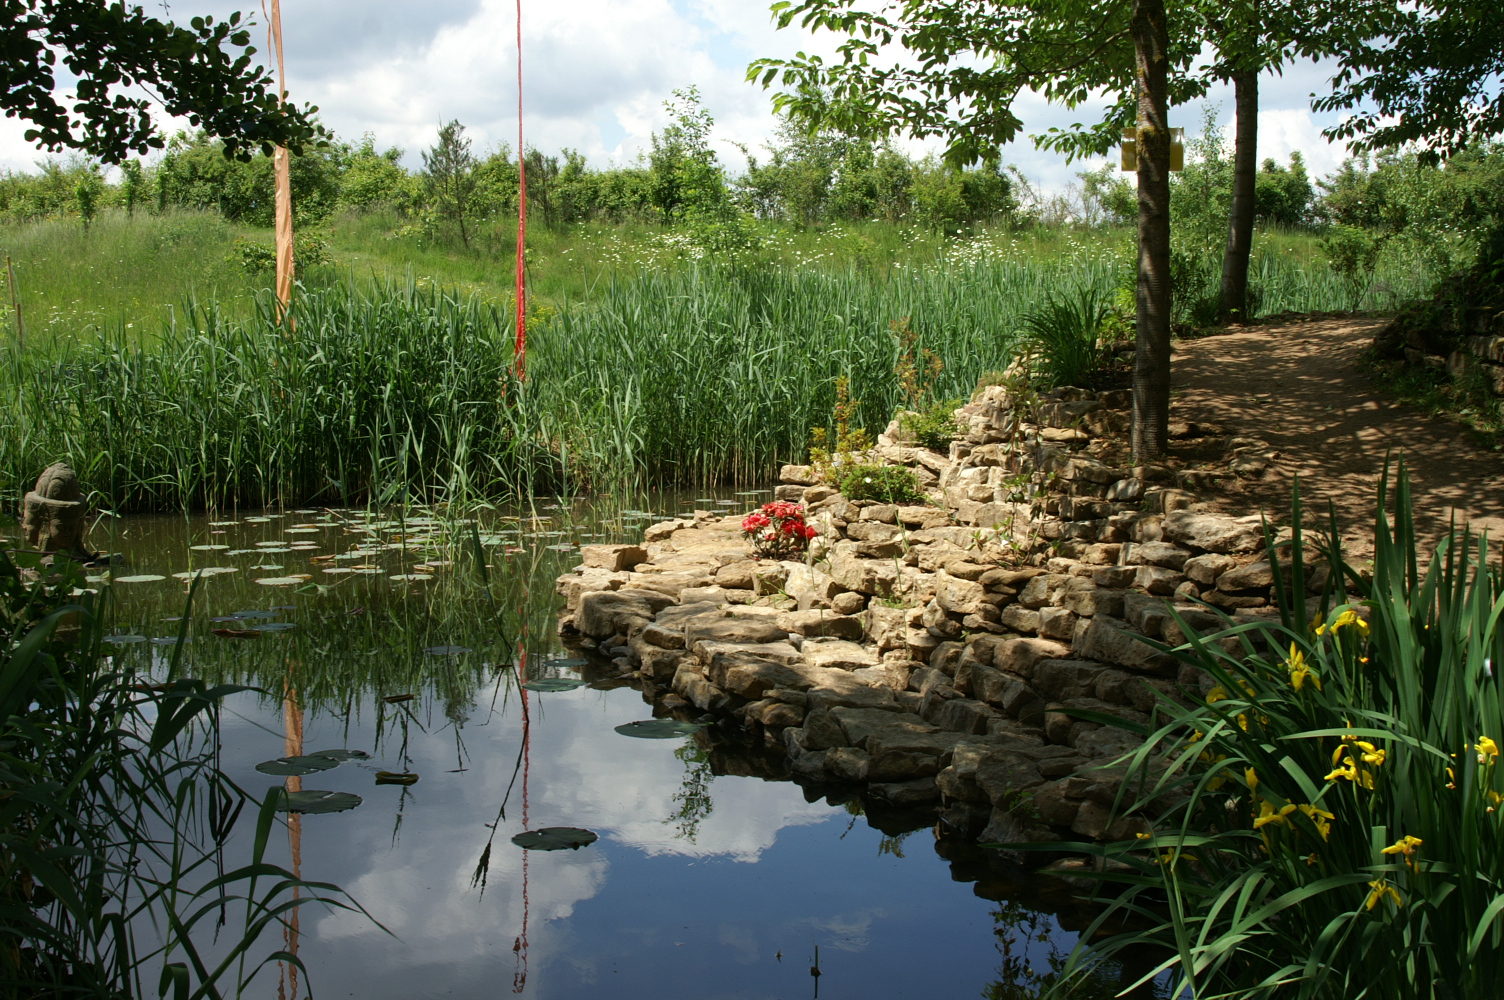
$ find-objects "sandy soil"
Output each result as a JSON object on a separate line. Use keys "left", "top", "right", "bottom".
{"left": 1168, "top": 315, "right": 1504, "bottom": 555}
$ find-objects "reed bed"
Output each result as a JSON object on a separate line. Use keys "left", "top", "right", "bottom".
{"left": 0, "top": 250, "right": 1422, "bottom": 512}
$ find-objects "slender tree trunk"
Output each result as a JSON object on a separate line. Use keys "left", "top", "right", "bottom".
{"left": 1132, "top": 0, "right": 1172, "bottom": 462}
{"left": 1220, "top": 67, "right": 1259, "bottom": 323}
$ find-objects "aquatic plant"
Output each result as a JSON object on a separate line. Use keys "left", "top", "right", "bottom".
{"left": 0, "top": 552, "right": 361, "bottom": 997}
{"left": 1047, "top": 469, "right": 1504, "bottom": 999}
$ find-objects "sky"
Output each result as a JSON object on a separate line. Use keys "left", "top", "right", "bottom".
{"left": 0, "top": 0, "right": 1365, "bottom": 191}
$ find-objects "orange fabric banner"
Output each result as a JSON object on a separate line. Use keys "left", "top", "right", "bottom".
{"left": 267, "top": 0, "right": 294, "bottom": 326}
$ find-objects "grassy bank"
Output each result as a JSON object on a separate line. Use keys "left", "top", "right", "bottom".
{"left": 1, "top": 209, "right": 1435, "bottom": 347}
{"left": 0, "top": 242, "right": 1440, "bottom": 512}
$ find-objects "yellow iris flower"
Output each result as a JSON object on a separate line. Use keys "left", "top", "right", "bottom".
{"left": 1366, "top": 878, "right": 1404, "bottom": 911}
{"left": 1476, "top": 737, "right": 1500, "bottom": 765}
{"left": 1287, "top": 643, "right": 1321, "bottom": 692}
{"left": 1298, "top": 804, "right": 1335, "bottom": 841}
{"left": 1253, "top": 800, "right": 1298, "bottom": 829}
{"left": 1382, "top": 834, "right": 1423, "bottom": 870}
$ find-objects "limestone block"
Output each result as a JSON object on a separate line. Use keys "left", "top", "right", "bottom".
{"left": 802, "top": 639, "right": 879, "bottom": 671}
{"left": 1162, "top": 510, "right": 1265, "bottom": 554}
{"left": 992, "top": 636, "right": 1073, "bottom": 678}
{"left": 1184, "top": 552, "right": 1237, "bottom": 585}
{"left": 1072, "top": 615, "right": 1173, "bottom": 674}
{"left": 869, "top": 777, "right": 941, "bottom": 804}
{"left": 579, "top": 543, "right": 649, "bottom": 572}
{"left": 706, "top": 650, "right": 812, "bottom": 699}
{"left": 865, "top": 605, "right": 908, "bottom": 652}
{"left": 776, "top": 609, "right": 865, "bottom": 640}
{"left": 1135, "top": 565, "right": 1184, "bottom": 595}
{"left": 1037, "top": 606, "right": 1078, "bottom": 640}
{"left": 828, "top": 545, "right": 899, "bottom": 596}
{"left": 779, "top": 464, "right": 820, "bottom": 485}
{"left": 685, "top": 615, "right": 790, "bottom": 652}
{"left": 575, "top": 590, "right": 675, "bottom": 639}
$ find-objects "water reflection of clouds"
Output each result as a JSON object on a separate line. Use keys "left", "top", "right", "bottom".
{"left": 301, "top": 683, "right": 831, "bottom": 989}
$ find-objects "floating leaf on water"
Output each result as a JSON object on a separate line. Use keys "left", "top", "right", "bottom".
{"left": 252, "top": 564, "right": 284, "bottom": 570}
{"left": 286, "top": 527, "right": 321, "bottom": 534}
{"left": 103, "top": 634, "right": 147, "bottom": 645}
{"left": 614, "top": 719, "right": 706, "bottom": 739}
{"left": 114, "top": 574, "right": 166, "bottom": 583}
{"left": 375, "top": 771, "right": 419, "bottom": 786}
{"left": 323, "top": 568, "right": 355, "bottom": 575}
{"left": 347, "top": 568, "right": 382, "bottom": 575}
{"left": 424, "top": 645, "right": 472, "bottom": 656}
{"left": 254, "top": 547, "right": 293, "bottom": 554}
{"left": 229, "top": 610, "right": 278, "bottom": 620}
{"left": 545, "top": 544, "right": 576, "bottom": 552}
{"left": 522, "top": 677, "right": 586, "bottom": 692}
{"left": 511, "top": 827, "right": 598, "bottom": 851}
{"left": 715, "top": 500, "right": 737, "bottom": 506}
{"left": 189, "top": 544, "right": 230, "bottom": 551}
{"left": 150, "top": 636, "right": 190, "bottom": 646}
{"left": 382, "top": 693, "right": 414, "bottom": 704}
{"left": 255, "top": 576, "right": 310, "bottom": 586}
{"left": 281, "top": 789, "right": 363, "bottom": 815}
{"left": 172, "top": 567, "right": 238, "bottom": 580}
{"left": 389, "top": 574, "right": 434, "bottom": 582}
{"left": 243, "top": 517, "right": 272, "bottom": 523}
{"left": 307, "top": 748, "right": 370, "bottom": 761}
{"left": 252, "top": 622, "right": 296, "bottom": 632}
{"left": 539, "top": 657, "right": 588, "bottom": 668}
{"left": 209, "top": 521, "right": 238, "bottom": 527}
{"left": 255, "top": 541, "right": 289, "bottom": 547}
{"left": 226, "top": 548, "right": 262, "bottom": 556}
{"left": 212, "top": 628, "right": 261, "bottom": 639}
{"left": 256, "top": 755, "right": 341, "bottom": 776}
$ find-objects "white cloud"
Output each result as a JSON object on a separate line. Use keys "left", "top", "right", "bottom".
{"left": 0, "top": 2, "right": 1366, "bottom": 184}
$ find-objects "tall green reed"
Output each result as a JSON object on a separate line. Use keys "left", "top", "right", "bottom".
{"left": 1045, "top": 468, "right": 1504, "bottom": 999}
{"left": 0, "top": 552, "right": 363, "bottom": 998}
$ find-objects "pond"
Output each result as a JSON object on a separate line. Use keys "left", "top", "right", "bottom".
{"left": 76, "top": 494, "right": 1144, "bottom": 999}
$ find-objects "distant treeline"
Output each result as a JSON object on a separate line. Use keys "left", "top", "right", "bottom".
{"left": 2, "top": 88, "right": 1502, "bottom": 270}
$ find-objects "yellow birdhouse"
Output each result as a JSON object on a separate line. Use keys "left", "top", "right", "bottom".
{"left": 1121, "top": 127, "right": 1184, "bottom": 171}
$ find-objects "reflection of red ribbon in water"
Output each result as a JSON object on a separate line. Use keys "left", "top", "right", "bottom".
{"left": 279, "top": 673, "right": 303, "bottom": 1000}
{"left": 512, "top": 649, "right": 530, "bottom": 993}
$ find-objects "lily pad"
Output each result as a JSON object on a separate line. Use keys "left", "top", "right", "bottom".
{"left": 522, "top": 677, "right": 586, "bottom": 692}
{"left": 252, "top": 622, "right": 296, "bottom": 632}
{"left": 103, "top": 634, "right": 147, "bottom": 645}
{"left": 151, "top": 636, "right": 190, "bottom": 646}
{"left": 374, "top": 771, "right": 419, "bottom": 786}
{"left": 114, "top": 574, "right": 166, "bottom": 584}
{"left": 614, "top": 719, "right": 706, "bottom": 739}
{"left": 228, "top": 610, "right": 278, "bottom": 619}
{"left": 307, "top": 748, "right": 370, "bottom": 761}
{"left": 538, "top": 657, "right": 588, "bottom": 669}
{"left": 255, "top": 755, "right": 341, "bottom": 776}
{"left": 212, "top": 628, "right": 261, "bottom": 639}
{"left": 511, "top": 827, "right": 599, "bottom": 851}
{"left": 255, "top": 576, "right": 310, "bottom": 586}
{"left": 189, "top": 544, "right": 230, "bottom": 551}
{"left": 424, "top": 645, "right": 472, "bottom": 656}
{"left": 285, "top": 527, "right": 321, "bottom": 534}
{"left": 242, "top": 516, "right": 272, "bottom": 523}
{"left": 281, "top": 790, "right": 363, "bottom": 815}
{"left": 172, "top": 567, "right": 238, "bottom": 580}
{"left": 389, "top": 574, "right": 434, "bottom": 582}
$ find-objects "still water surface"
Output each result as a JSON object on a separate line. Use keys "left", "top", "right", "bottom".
{"left": 86, "top": 494, "right": 1109, "bottom": 1000}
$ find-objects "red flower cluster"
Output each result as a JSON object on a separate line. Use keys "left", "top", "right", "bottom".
{"left": 742, "top": 501, "right": 818, "bottom": 558}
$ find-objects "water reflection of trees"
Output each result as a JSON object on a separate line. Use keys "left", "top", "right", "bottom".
{"left": 982, "top": 900, "right": 1167, "bottom": 1000}
{"left": 668, "top": 741, "right": 715, "bottom": 842}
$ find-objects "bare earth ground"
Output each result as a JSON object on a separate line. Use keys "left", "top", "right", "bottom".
{"left": 1169, "top": 316, "right": 1504, "bottom": 557}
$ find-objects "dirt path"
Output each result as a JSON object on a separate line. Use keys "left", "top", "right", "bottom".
{"left": 1169, "top": 316, "right": 1504, "bottom": 554}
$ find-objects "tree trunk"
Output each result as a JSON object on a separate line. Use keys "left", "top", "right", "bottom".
{"left": 1220, "top": 67, "right": 1259, "bottom": 323}
{"left": 1131, "top": 0, "right": 1172, "bottom": 462}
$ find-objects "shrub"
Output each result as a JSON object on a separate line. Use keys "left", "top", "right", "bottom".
{"left": 838, "top": 463, "right": 924, "bottom": 503}
{"left": 1039, "top": 467, "right": 1504, "bottom": 999}
{"left": 898, "top": 398, "right": 962, "bottom": 450}
{"left": 741, "top": 501, "right": 817, "bottom": 559}
{"left": 1019, "top": 286, "right": 1109, "bottom": 388}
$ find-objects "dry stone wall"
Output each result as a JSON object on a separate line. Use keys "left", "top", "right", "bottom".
{"left": 555, "top": 386, "right": 1327, "bottom": 850}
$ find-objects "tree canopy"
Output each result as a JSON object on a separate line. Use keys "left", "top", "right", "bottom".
{"left": 1, "top": 0, "right": 323, "bottom": 163}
